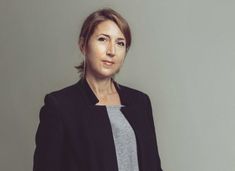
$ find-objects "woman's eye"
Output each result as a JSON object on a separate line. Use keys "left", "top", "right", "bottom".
{"left": 98, "top": 37, "right": 106, "bottom": 41}
{"left": 117, "top": 42, "right": 125, "bottom": 47}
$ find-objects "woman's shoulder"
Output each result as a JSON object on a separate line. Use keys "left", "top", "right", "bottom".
{"left": 43, "top": 81, "right": 82, "bottom": 105}
{"left": 116, "top": 82, "right": 150, "bottom": 102}
{"left": 49, "top": 82, "right": 78, "bottom": 95}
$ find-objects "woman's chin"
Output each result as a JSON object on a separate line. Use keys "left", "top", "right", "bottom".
{"left": 87, "top": 67, "right": 119, "bottom": 79}
{"left": 95, "top": 71, "right": 116, "bottom": 79}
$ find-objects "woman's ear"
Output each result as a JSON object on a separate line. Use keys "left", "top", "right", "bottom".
{"left": 79, "top": 38, "right": 86, "bottom": 55}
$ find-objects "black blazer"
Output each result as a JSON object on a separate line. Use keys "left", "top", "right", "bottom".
{"left": 33, "top": 78, "right": 163, "bottom": 171}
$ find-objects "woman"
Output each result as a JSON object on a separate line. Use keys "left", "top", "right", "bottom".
{"left": 33, "top": 8, "right": 163, "bottom": 171}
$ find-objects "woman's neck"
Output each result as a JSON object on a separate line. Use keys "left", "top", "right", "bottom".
{"left": 85, "top": 75, "right": 116, "bottom": 98}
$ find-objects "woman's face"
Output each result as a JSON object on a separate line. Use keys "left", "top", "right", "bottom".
{"left": 82, "top": 20, "right": 127, "bottom": 79}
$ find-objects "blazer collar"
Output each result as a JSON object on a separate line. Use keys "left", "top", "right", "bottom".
{"left": 78, "top": 78, "right": 129, "bottom": 106}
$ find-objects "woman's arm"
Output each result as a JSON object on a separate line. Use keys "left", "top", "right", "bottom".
{"left": 33, "top": 94, "right": 64, "bottom": 171}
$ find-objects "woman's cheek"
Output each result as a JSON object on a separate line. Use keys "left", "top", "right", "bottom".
{"left": 96, "top": 43, "right": 107, "bottom": 53}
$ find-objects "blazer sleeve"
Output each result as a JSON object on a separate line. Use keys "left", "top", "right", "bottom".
{"left": 33, "top": 94, "right": 64, "bottom": 171}
{"left": 144, "top": 94, "right": 163, "bottom": 171}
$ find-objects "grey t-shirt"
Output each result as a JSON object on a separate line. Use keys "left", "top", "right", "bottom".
{"left": 106, "top": 105, "right": 139, "bottom": 171}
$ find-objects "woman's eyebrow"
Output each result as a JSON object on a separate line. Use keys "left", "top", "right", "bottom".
{"left": 98, "top": 33, "right": 125, "bottom": 41}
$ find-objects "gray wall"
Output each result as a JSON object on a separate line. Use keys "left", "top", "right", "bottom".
{"left": 1, "top": 0, "right": 234, "bottom": 171}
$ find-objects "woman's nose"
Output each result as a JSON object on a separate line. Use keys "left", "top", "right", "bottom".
{"left": 106, "top": 42, "right": 115, "bottom": 57}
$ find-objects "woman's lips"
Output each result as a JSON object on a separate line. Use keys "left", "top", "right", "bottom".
{"left": 102, "top": 60, "right": 114, "bottom": 66}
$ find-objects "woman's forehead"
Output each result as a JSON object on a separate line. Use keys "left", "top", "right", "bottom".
{"left": 93, "top": 20, "right": 125, "bottom": 39}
